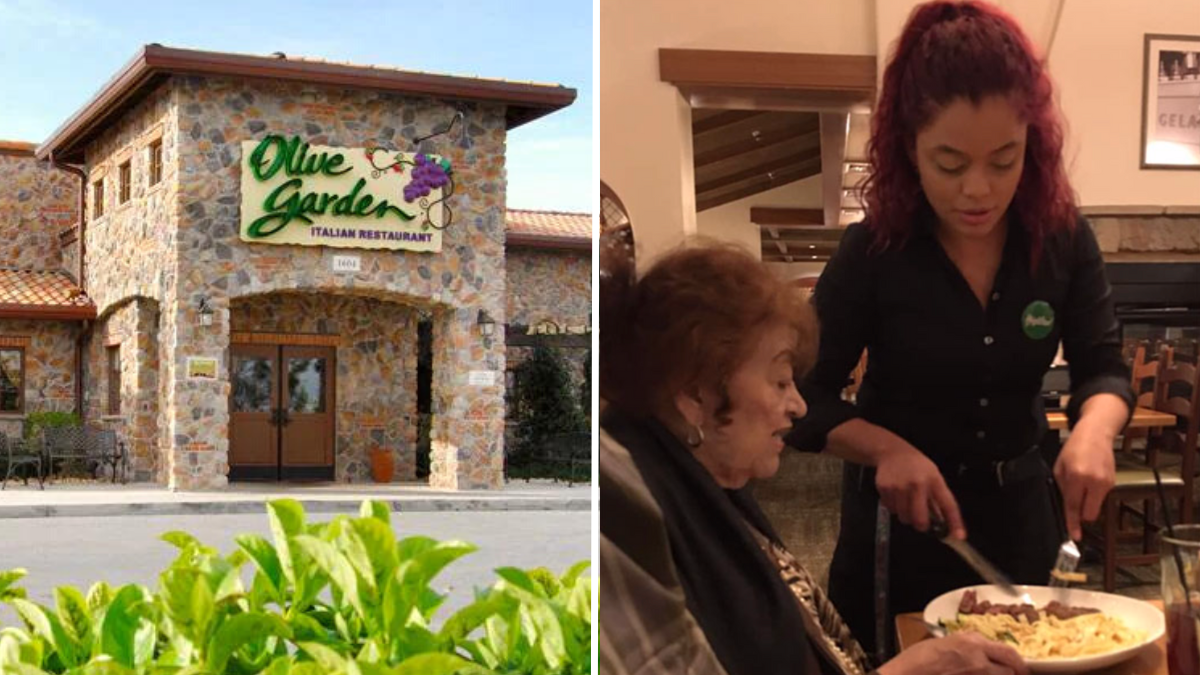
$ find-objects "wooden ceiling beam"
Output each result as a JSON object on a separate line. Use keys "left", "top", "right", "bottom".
{"left": 692, "top": 110, "right": 770, "bottom": 135}
{"left": 696, "top": 161, "right": 821, "bottom": 212}
{"left": 759, "top": 227, "right": 846, "bottom": 242}
{"left": 660, "top": 49, "right": 876, "bottom": 94}
{"left": 749, "top": 207, "right": 824, "bottom": 226}
{"left": 694, "top": 123, "right": 818, "bottom": 168}
{"left": 695, "top": 150, "right": 820, "bottom": 195}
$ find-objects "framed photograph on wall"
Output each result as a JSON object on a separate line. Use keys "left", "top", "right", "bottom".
{"left": 1141, "top": 34, "right": 1200, "bottom": 169}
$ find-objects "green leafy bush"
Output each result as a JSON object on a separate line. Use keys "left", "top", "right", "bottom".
{"left": 22, "top": 412, "right": 81, "bottom": 443}
{"left": 0, "top": 500, "right": 591, "bottom": 674}
{"left": 509, "top": 347, "right": 589, "bottom": 482}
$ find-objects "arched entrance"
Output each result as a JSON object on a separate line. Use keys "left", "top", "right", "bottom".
{"left": 227, "top": 290, "right": 428, "bottom": 483}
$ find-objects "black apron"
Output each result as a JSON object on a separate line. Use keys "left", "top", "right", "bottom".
{"left": 827, "top": 440, "right": 1065, "bottom": 657}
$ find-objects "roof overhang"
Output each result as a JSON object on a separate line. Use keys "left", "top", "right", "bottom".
{"left": 505, "top": 234, "right": 592, "bottom": 251}
{"left": 0, "top": 141, "right": 36, "bottom": 158}
{"left": 0, "top": 304, "right": 96, "bottom": 321}
{"left": 37, "top": 44, "right": 577, "bottom": 163}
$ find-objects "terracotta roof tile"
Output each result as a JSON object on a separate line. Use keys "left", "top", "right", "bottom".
{"left": 506, "top": 210, "right": 593, "bottom": 247}
{"left": 0, "top": 269, "right": 96, "bottom": 319}
{"left": 0, "top": 140, "right": 36, "bottom": 156}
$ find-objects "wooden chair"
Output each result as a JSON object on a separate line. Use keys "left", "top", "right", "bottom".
{"left": 1113, "top": 344, "right": 1166, "bottom": 544}
{"left": 1119, "top": 342, "right": 1163, "bottom": 454}
{"left": 1097, "top": 353, "right": 1200, "bottom": 591}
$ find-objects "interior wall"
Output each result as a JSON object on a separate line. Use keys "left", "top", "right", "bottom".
{"left": 601, "top": 0, "right": 876, "bottom": 268}
{"left": 696, "top": 175, "right": 823, "bottom": 260}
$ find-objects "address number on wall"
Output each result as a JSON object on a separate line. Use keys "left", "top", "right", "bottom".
{"left": 332, "top": 255, "right": 361, "bottom": 273}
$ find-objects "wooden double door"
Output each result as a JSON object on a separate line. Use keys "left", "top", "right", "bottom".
{"left": 229, "top": 344, "right": 335, "bottom": 481}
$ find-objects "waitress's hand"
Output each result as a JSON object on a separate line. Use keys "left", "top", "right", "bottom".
{"left": 1053, "top": 420, "right": 1116, "bottom": 542}
{"left": 877, "top": 633, "right": 1028, "bottom": 675}
{"left": 877, "top": 442, "right": 967, "bottom": 540}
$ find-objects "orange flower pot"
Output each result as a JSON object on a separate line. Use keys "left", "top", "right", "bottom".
{"left": 369, "top": 447, "right": 394, "bottom": 483}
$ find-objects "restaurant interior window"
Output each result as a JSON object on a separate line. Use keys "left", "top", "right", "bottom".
{"left": 107, "top": 346, "right": 121, "bottom": 415}
{"left": 92, "top": 179, "right": 104, "bottom": 218}
{"left": 148, "top": 139, "right": 163, "bottom": 186}
{"left": 0, "top": 348, "right": 24, "bottom": 414}
{"left": 118, "top": 160, "right": 131, "bottom": 204}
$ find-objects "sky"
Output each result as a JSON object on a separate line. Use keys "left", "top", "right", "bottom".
{"left": 0, "top": 0, "right": 593, "bottom": 213}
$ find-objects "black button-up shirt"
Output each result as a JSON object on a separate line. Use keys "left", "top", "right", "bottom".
{"left": 789, "top": 216, "right": 1134, "bottom": 470}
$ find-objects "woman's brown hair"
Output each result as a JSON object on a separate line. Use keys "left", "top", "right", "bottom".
{"left": 600, "top": 235, "right": 817, "bottom": 423}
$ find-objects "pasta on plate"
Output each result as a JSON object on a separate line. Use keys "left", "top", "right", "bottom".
{"left": 941, "top": 610, "right": 1147, "bottom": 659}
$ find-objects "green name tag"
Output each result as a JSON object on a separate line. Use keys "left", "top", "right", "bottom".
{"left": 1022, "top": 300, "right": 1055, "bottom": 340}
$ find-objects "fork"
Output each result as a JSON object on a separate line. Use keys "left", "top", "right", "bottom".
{"left": 1046, "top": 475, "right": 1081, "bottom": 587}
{"left": 1048, "top": 539, "right": 1082, "bottom": 587}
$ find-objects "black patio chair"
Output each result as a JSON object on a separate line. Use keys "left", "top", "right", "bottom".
{"left": 1, "top": 433, "right": 43, "bottom": 490}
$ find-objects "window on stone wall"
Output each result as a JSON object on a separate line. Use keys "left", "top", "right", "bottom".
{"left": 93, "top": 179, "right": 104, "bottom": 219}
{"left": 107, "top": 346, "right": 121, "bottom": 416}
{"left": 118, "top": 161, "right": 131, "bottom": 205}
{"left": 0, "top": 348, "right": 24, "bottom": 414}
{"left": 148, "top": 139, "right": 163, "bottom": 186}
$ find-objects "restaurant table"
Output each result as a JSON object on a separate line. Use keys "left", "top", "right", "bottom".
{"left": 895, "top": 599, "right": 1167, "bottom": 674}
{"left": 1047, "top": 407, "right": 1177, "bottom": 431}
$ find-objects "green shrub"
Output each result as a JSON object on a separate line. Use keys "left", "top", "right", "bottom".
{"left": 23, "top": 411, "right": 81, "bottom": 443}
{"left": 510, "top": 347, "right": 588, "bottom": 480}
{"left": 0, "top": 500, "right": 591, "bottom": 674}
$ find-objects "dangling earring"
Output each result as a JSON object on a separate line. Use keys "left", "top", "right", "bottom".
{"left": 686, "top": 424, "right": 705, "bottom": 448}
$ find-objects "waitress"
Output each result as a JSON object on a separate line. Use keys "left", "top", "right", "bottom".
{"left": 789, "top": 0, "right": 1134, "bottom": 654}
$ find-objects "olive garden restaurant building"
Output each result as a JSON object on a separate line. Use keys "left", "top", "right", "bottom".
{"left": 0, "top": 45, "right": 590, "bottom": 490}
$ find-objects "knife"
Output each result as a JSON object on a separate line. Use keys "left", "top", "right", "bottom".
{"left": 930, "top": 518, "right": 1026, "bottom": 601}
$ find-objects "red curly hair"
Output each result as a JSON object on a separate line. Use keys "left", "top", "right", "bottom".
{"left": 862, "top": 0, "right": 1077, "bottom": 264}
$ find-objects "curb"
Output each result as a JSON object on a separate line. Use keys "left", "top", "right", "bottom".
{"left": 0, "top": 498, "right": 592, "bottom": 519}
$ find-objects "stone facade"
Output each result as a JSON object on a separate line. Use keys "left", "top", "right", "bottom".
{"left": 505, "top": 248, "right": 591, "bottom": 327}
{"left": 78, "top": 74, "right": 508, "bottom": 489}
{"left": 0, "top": 321, "right": 78, "bottom": 438}
{"left": 78, "top": 81, "right": 183, "bottom": 486}
{"left": 230, "top": 293, "right": 420, "bottom": 483}
{"left": 0, "top": 153, "right": 77, "bottom": 274}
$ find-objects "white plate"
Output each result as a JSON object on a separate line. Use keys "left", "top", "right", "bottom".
{"left": 923, "top": 585, "right": 1165, "bottom": 673}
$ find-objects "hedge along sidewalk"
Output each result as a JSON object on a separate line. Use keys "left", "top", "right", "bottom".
{"left": 0, "top": 481, "right": 592, "bottom": 519}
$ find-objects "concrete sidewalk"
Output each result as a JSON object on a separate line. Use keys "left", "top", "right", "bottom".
{"left": 0, "top": 480, "right": 593, "bottom": 519}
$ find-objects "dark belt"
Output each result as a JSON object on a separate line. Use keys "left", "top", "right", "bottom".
{"left": 947, "top": 446, "right": 1048, "bottom": 488}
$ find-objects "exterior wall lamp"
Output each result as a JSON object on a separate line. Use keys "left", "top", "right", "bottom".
{"left": 477, "top": 309, "right": 495, "bottom": 337}
{"left": 198, "top": 297, "right": 214, "bottom": 326}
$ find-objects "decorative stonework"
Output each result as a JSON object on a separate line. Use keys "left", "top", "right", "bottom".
{"left": 1084, "top": 207, "right": 1200, "bottom": 256}
{"left": 0, "top": 154, "right": 77, "bottom": 273}
{"left": 0, "top": 320, "right": 78, "bottom": 438}
{"left": 230, "top": 293, "right": 420, "bottom": 483}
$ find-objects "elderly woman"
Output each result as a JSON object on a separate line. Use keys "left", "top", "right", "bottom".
{"left": 598, "top": 239, "right": 1027, "bottom": 675}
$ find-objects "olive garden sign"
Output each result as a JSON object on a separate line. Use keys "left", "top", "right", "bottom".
{"left": 239, "top": 135, "right": 454, "bottom": 251}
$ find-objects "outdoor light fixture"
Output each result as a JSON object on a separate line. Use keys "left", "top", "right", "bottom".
{"left": 198, "top": 297, "right": 214, "bottom": 326}
{"left": 477, "top": 309, "right": 495, "bottom": 337}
